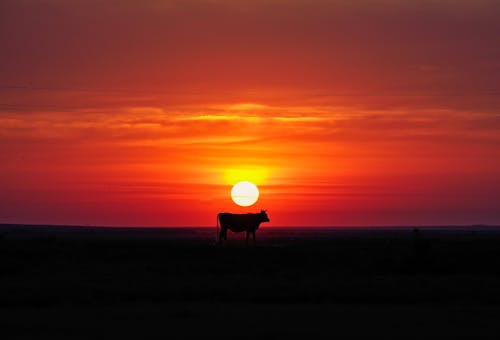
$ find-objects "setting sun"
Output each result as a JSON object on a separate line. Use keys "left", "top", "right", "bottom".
{"left": 231, "top": 181, "right": 259, "bottom": 207}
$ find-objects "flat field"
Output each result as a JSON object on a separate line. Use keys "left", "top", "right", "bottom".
{"left": 1, "top": 225, "right": 500, "bottom": 339}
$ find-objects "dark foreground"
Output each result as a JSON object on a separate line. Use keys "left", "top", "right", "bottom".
{"left": 1, "top": 225, "right": 500, "bottom": 339}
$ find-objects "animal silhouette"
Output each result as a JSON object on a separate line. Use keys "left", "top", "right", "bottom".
{"left": 217, "top": 210, "right": 270, "bottom": 245}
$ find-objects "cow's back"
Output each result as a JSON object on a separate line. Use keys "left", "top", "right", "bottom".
{"left": 218, "top": 212, "right": 260, "bottom": 232}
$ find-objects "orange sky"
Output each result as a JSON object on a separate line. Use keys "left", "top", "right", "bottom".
{"left": 1, "top": 0, "right": 500, "bottom": 226}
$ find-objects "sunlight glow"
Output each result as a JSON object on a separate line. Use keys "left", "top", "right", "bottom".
{"left": 227, "top": 103, "right": 269, "bottom": 111}
{"left": 224, "top": 168, "right": 267, "bottom": 185}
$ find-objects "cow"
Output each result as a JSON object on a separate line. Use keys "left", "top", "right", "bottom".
{"left": 217, "top": 210, "right": 270, "bottom": 245}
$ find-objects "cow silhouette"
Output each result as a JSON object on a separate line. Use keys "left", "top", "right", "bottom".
{"left": 217, "top": 210, "right": 270, "bottom": 245}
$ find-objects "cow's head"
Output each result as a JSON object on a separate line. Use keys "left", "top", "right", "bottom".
{"left": 260, "top": 210, "right": 270, "bottom": 222}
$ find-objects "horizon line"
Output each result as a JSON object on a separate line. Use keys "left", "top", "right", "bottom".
{"left": 1, "top": 223, "right": 498, "bottom": 229}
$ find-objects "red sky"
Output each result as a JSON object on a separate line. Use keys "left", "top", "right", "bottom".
{"left": 1, "top": 0, "right": 500, "bottom": 226}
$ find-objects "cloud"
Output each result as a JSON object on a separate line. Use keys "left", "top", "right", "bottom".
{"left": 1, "top": 0, "right": 499, "bottom": 96}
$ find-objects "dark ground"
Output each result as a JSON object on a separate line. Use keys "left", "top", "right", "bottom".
{"left": 1, "top": 225, "right": 500, "bottom": 339}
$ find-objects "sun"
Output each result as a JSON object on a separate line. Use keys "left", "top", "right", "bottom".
{"left": 231, "top": 181, "right": 259, "bottom": 207}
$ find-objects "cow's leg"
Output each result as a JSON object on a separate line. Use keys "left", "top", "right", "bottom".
{"left": 219, "top": 228, "right": 226, "bottom": 245}
{"left": 252, "top": 230, "right": 257, "bottom": 246}
{"left": 246, "top": 230, "right": 250, "bottom": 246}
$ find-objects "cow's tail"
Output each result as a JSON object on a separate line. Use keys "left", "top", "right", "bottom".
{"left": 216, "top": 213, "right": 220, "bottom": 244}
